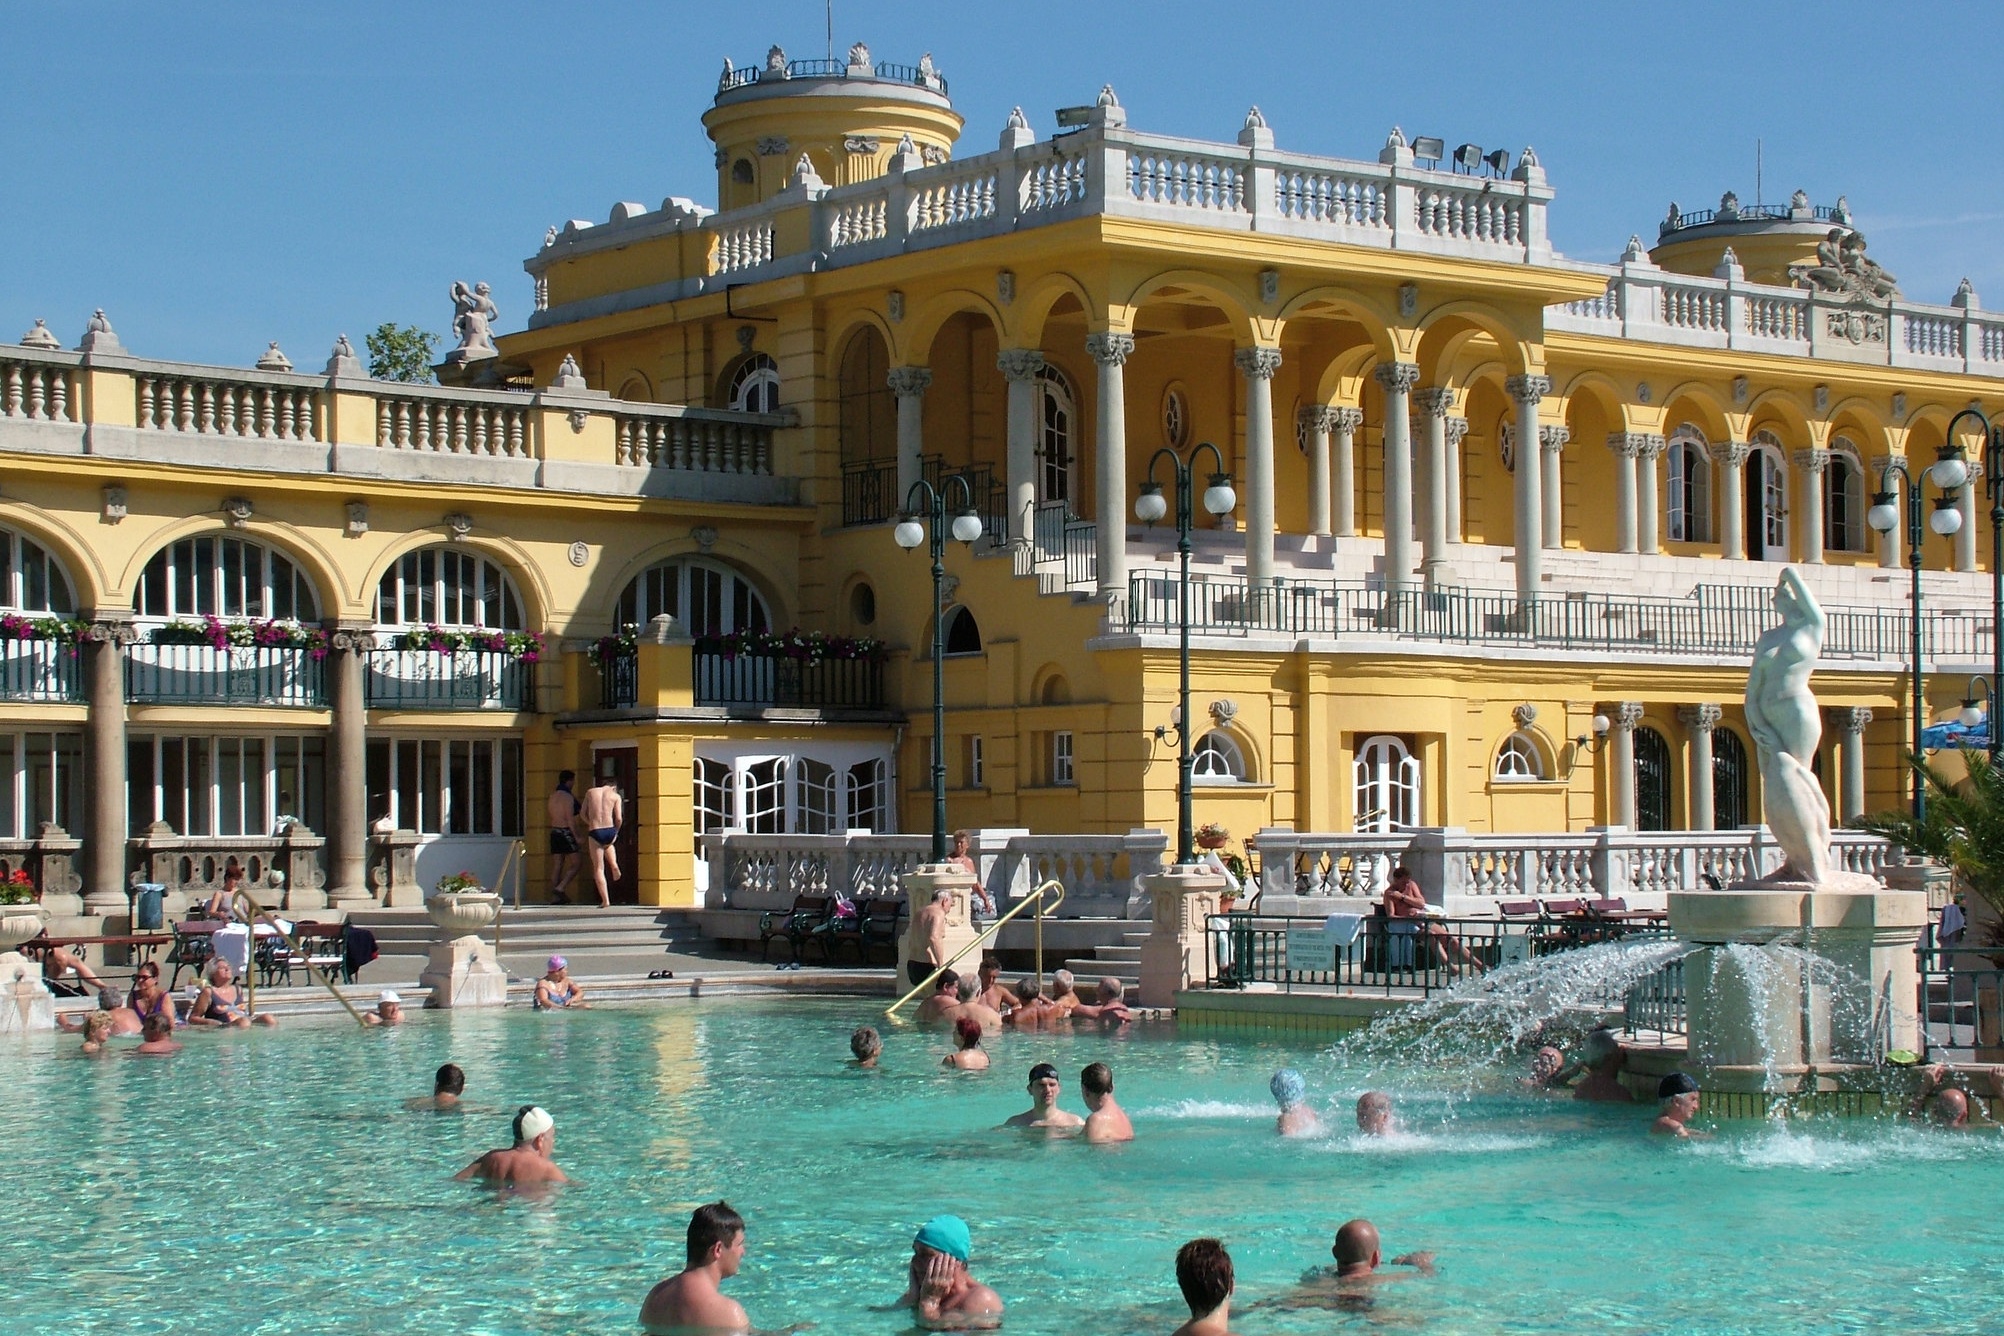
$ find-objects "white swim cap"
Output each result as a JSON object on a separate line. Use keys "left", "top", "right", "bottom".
{"left": 516, "top": 1106, "right": 555, "bottom": 1142}
{"left": 379, "top": 990, "right": 402, "bottom": 1005}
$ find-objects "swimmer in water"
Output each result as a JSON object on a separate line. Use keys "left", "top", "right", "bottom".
{"left": 455, "top": 1105, "right": 568, "bottom": 1185}
{"left": 892, "top": 1214, "right": 1004, "bottom": 1331}
{"left": 1080, "top": 1062, "right": 1134, "bottom": 1144}
{"left": 639, "top": 1201, "right": 809, "bottom": 1335}
{"left": 1272, "top": 1068, "right": 1321, "bottom": 1137}
{"left": 1651, "top": 1072, "right": 1707, "bottom": 1138}
{"left": 1170, "top": 1237, "right": 1237, "bottom": 1336}
{"left": 406, "top": 1063, "right": 466, "bottom": 1111}
{"left": 1354, "top": 1090, "right": 1394, "bottom": 1137}
{"left": 1002, "top": 1062, "right": 1084, "bottom": 1131}
{"left": 942, "top": 1016, "right": 989, "bottom": 1070}
{"left": 1256, "top": 1218, "right": 1435, "bottom": 1314}
{"left": 1572, "top": 1027, "right": 1635, "bottom": 1103}
{"left": 850, "top": 1025, "right": 883, "bottom": 1069}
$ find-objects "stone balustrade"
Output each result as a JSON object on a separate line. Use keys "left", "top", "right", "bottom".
{"left": 0, "top": 823, "right": 84, "bottom": 917}
{"left": 128, "top": 821, "right": 329, "bottom": 918}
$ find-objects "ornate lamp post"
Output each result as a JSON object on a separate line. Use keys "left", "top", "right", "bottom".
{"left": 894, "top": 474, "right": 983, "bottom": 861}
{"left": 1868, "top": 444, "right": 1969, "bottom": 818}
{"left": 1945, "top": 408, "right": 2004, "bottom": 764}
{"left": 1135, "top": 443, "right": 1237, "bottom": 866}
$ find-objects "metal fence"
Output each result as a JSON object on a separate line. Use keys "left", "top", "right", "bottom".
{"left": 364, "top": 649, "right": 533, "bottom": 711}
{"left": 1623, "top": 956, "right": 1687, "bottom": 1036}
{"left": 598, "top": 649, "right": 638, "bottom": 710}
{"left": 125, "top": 642, "right": 324, "bottom": 707}
{"left": 0, "top": 639, "right": 82, "bottom": 703}
{"left": 693, "top": 646, "right": 885, "bottom": 709}
{"left": 1918, "top": 926, "right": 2004, "bottom": 1061}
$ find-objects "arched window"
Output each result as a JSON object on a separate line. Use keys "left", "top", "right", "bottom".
{"left": 1667, "top": 427, "right": 1711, "bottom": 543}
{"left": 1192, "top": 730, "right": 1248, "bottom": 784}
{"left": 1036, "top": 366, "right": 1077, "bottom": 511}
{"left": 1354, "top": 735, "right": 1419, "bottom": 831}
{"left": 1634, "top": 726, "right": 1672, "bottom": 831}
{"left": 837, "top": 329, "right": 894, "bottom": 468}
{"left": 375, "top": 547, "right": 521, "bottom": 629}
{"left": 1747, "top": 432, "right": 1788, "bottom": 560}
{"left": 728, "top": 354, "right": 781, "bottom": 414}
{"left": 138, "top": 535, "right": 316, "bottom": 622}
{"left": 1826, "top": 443, "right": 1867, "bottom": 553}
{"left": 0, "top": 530, "right": 76, "bottom": 614}
{"left": 1714, "top": 727, "right": 1750, "bottom": 830}
{"left": 931, "top": 606, "right": 981, "bottom": 657}
{"left": 616, "top": 558, "right": 769, "bottom": 639}
{"left": 1493, "top": 732, "right": 1546, "bottom": 782}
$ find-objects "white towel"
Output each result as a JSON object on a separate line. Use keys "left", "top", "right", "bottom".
{"left": 1323, "top": 913, "right": 1365, "bottom": 946}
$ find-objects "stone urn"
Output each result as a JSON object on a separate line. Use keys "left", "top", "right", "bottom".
{"left": 0, "top": 903, "right": 51, "bottom": 1033}
{"left": 427, "top": 890, "right": 501, "bottom": 939}
{"left": 0, "top": 902, "right": 47, "bottom": 953}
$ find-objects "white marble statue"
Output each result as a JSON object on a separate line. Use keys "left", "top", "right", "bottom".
{"left": 447, "top": 281, "right": 498, "bottom": 361}
{"left": 1744, "top": 568, "right": 1834, "bottom": 885}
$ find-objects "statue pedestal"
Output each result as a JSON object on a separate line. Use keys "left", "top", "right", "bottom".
{"left": 0, "top": 952, "right": 52, "bottom": 1033}
{"left": 898, "top": 865, "right": 981, "bottom": 995}
{"left": 1671, "top": 880, "right": 1927, "bottom": 1089}
{"left": 1137, "top": 865, "right": 1229, "bottom": 1008}
{"left": 418, "top": 935, "right": 507, "bottom": 1009}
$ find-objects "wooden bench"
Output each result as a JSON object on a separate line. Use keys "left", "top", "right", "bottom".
{"left": 165, "top": 921, "right": 226, "bottom": 989}
{"left": 757, "top": 895, "right": 835, "bottom": 963}
{"left": 833, "top": 897, "right": 904, "bottom": 964}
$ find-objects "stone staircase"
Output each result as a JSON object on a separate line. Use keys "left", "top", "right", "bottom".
{"left": 343, "top": 905, "right": 721, "bottom": 983}
{"left": 1057, "top": 928, "right": 1149, "bottom": 991}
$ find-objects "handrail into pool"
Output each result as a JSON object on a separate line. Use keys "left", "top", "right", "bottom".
{"left": 227, "top": 888, "right": 368, "bottom": 1027}
{"left": 885, "top": 878, "right": 1066, "bottom": 1019}
{"left": 493, "top": 838, "right": 523, "bottom": 966}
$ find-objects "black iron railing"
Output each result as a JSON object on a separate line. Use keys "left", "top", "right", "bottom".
{"left": 842, "top": 460, "right": 900, "bottom": 526}
{"left": 694, "top": 645, "right": 885, "bottom": 709}
{"left": 0, "top": 640, "right": 82, "bottom": 703}
{"left": 364, "top": 649, "right": 533, "bottom": 711}
{"left": 125, "top": 642, "right": 324, "bottom": 707}
{"left": 598, "top": 649, "right": 638, "bottom": 710}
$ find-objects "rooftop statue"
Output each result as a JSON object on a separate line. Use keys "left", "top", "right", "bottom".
{"left": 1744, "top": 569, "right": 1837, "bottom": 886}
{"left": 446, "top": 281, "right": 499, "bottom": 363}
{"left": 1792, "top": 228, "right": 1900, "bottom": 300}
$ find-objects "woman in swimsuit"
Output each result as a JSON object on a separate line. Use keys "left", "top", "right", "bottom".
{"left": 533, "top": 956, "right": 589, "bottom": 1011}
{"left": 126, "top": 964, "right": 175, "bottom": 1032}
{"left": 190, "top": 959, "right": 277, "bottom": 1029}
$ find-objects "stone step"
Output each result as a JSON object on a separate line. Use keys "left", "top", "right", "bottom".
{"left": 346, "top": 907, "right": 706, "bottom": 960}
{"left": 1059, "top": 957, "right": 1141, "bottom": 985}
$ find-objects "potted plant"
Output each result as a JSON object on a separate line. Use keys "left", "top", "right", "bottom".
{"left": 0, "top": 869, "right": 45, "bottom": 953}
{"left": 427, "top": 870, "right": 501, "bottom": 939}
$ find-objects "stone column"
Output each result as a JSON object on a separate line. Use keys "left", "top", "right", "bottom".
{"left": 1414, "top": 387, "right": 1452, "bottom": 586}
{"left": 1794, "top": 448, "right": 1830, "bottom": 564}
{"left": 896, "top": 865, "right": 981, "bottom": 997}
{"left": 1609, "top": 701, "right": 1644, "bottom": 829}
{"left": 1680, "top": 703, "right": 1722, "bottom": 832}
{"left": 1956, "top": 462, "right": 1983, "bottom": 572}
{"left": 1872, "top": 456, "right": 1901, "bottom": 568}
{"left": 888, "top": 366, "right": 932, "bottom": 505}
{"left": 324, "top": 628, "right": 373, "bottom": 910}
{"left": 1711, "top": 441, "right": 1751, "bottom": 560}
{"left": 1299, "top": 405, "right": 1334, "bottom": 537}
{"left": 81, "top": 621, "right": 133, "bottom": 916}
{"left": 1836, "top": 706, "right": 1873, "bottom": 824}
{"left": 1330, "top": 406, "right": 1362, "bottom": 538}
{"left": 997, "top": 348, "right": 1045, "bottom": 548}
{"left": 1504, "top": 375, "right": 1550, "bottom": 600}
{"left": 1444, "top": 416, "right": 1468, "bottom": 540}
{"left": 1135, "top": 864, "right": 1229, "bottom": 1007}
{"left": 1636, "top": 434, "right": 1666, "bottom": 554}
{"left": 1375, "top": 362, "right": 1420, "bottom": 594}
{"left": 1540, "top": 424, "right": 1570, "bottom": 549}
{"left": 1086, "top": 333, "right": 1135, "bottom": 601}
{"left": 1236, "top": 346, "right": 1284, "bottom": 586}
{"left": 1607, "top": 433, "right": 1642, "bottom": 554}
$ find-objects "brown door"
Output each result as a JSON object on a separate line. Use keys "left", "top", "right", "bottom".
{"left": 593, "top": 746, "right": 641, "bottom": 904}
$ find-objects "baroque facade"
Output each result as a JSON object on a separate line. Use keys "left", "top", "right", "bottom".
{"left": 3, "top": 45, "right": 2000, "bottom": 911}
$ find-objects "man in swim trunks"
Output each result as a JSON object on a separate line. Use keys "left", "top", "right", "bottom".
{"left": 1170, "top": 1237, "right": 1238, "bottom": 1336}
{"left": 456, "top": 1105, "right": 568, "bottom": 1184}
{"left": 579, "top": 774, "right": 624, "bottom": 909}
{"left": 534, "top": 956, "right": 588, "bottom": 1010}
{"left": 1653, "top": 1071, "right": 1707, "bottom": 1137}
{"left": 894, "top": 1214, "right": 1003, "bottom": 1330}
{"left": 1081, "top": 1061, "right": 1134, "bottom": 1143}
{"left": 915, "top": 969, "right": 960, "bottom": 1022}
{"left": 1002, "top": 1061, "right": 1084, "bottom": 1131}
{"left": 907, "top": 889, "right": 950, "bottom": 987}
{"left": 641, "top": 1201, "right": 806, "bottom": 1335}
{"left": 545, "top": 770, "right": 583, "bottom": 904}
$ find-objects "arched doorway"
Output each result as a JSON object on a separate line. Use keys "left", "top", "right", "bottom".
{"left": 1745, "top": 434, "right": 1788, "bottom": 560}
{"left": 1353, "top": 735, "right": 1419, "bottom": 832}
{"left": 1713, "top": 728, "right": 1751, "bottom": 830}
{"left": 1633, "top": 727, "right": 1672, "bottom": 831}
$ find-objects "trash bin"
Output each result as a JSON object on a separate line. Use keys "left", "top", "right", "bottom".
{"left": 133, "top": 883, "right": 166, "bottom": 931}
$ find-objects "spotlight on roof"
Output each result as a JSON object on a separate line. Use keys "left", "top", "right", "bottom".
{"left": 1411, "top": 135, "right": 1444, "bottom": 164}
{"left": 1054, "top": 105, "right": 1094, "bottom": 128}
{"left": 1453, "top": 143, "right": 1483, "bottom": 173}
{"left": 1483, "top": 147, "right": 1511, "bottom": 177}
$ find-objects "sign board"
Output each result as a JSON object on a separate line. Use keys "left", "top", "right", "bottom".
{"left": 1286, "top": 927, "right": 1337, "bottom": 973}
{"left": 1497, "top": 931, "right": 1531, "bottom": 966}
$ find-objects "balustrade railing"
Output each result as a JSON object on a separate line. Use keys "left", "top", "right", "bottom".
{"left": 375, "top": 390, "right": 530, "bottom": 457}
{"left": 597, "top": 649, "right": 638, "bottom": 709}
{"left": 364, "top": 649, "right": 532, "bottom": 711}
{"left": 0, "top": 354, "right": 79, "bottom": 423}
{"left": 0, "top": 639, "right": 82, "bottom": 703}
{"left": 713, "top": 217, "right": 776, "bottom": 274}
{"left": 613, "top": 407, "right": 774, "bottom": 474}
{"left": 136, "top": 370, "right": 319, "bottom": 441}
{"left": 693, "top": 645, "right": 885, "bottom": 710}
{"left": 841, "top": 460, "right": 901, "bottom": 525}
{"left": 125, "top": 642, "right": 325, "bottom": 707}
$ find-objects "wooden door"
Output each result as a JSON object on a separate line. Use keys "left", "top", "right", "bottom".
{"left": 593, "top": 745, "right": 641, "bottom": 904}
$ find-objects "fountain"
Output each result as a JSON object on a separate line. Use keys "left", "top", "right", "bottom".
{"left": 418, "top": 887, "right": 507, "bottom": 1008}
{"left": 1669, "top": 570, "right": 1927, "bottom": 1103}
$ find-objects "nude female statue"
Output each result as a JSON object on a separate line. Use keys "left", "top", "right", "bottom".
{"left": 1744, "top": 568, "right": 1832, "bottom": 885}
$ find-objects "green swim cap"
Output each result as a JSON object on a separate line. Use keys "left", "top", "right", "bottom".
{"left": 914, "top": 1214, "right": 971, "bottom": 1262}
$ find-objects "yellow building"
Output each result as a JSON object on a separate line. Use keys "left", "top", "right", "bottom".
{"left": 3, "top": 40, "right": 2000, "bottom": 917}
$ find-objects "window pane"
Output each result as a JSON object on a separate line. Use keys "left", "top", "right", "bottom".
{"left": 54, "top": 732, "right": 82, "bottom": 834}
{"left": 271, "top": 554, "right": 296, "bottom": 621}
{"left": 218, "top": 737, "right": 244, "bottom": 836}
{"left": 396, "top": 739, "right": 421, "bottom": 833}
{"left": 187, "top": 736, "right": 212, "bottom": 836}
{"left": 500, "top": 739, "right": 523, "bottom": 837}
{"left": 300, "top": 735, "right": 327, "bottom": 835}
{"left": 244, "top": 737, "right": 266, "bottom": 835}
{"left": 447, "top": 740, "right": 472, "bottom": 835}
{"left": 222, "top": 538, "right": 246, "bottom": 617}
{"left": 161, "top": 737, "right": 186, "bottom": 835}
{"left": 367, "top": 739, "right": 391, "bottom": 831}
{"left": 419, "top": 740, "right": 442, "bottom": 834}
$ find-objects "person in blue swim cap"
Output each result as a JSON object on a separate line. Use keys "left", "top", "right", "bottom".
{"left": 897, "top": 1214, "right": 1003, "bottom": 1329}
{"left": 1271, "top": 1068, "right": 1321, "bottom": 1137}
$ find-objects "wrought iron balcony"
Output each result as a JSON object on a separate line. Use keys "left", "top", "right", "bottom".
{"left": 0, "top": 639, "right": 82, "bottom": 703}
{"left": 125, "top": 642, "right": 325, "bottom": 707}
{"left": 365, "top": 649, "right": 533, "bottom": 711}
{"left": 694, "top": 646, "right": 884, "bottom": 710}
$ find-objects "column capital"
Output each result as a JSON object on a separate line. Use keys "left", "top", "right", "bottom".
{"left": 83, "top": 619, "right": 140, "bottom": 647}
{"left": 1413, "top": 386, "right": 1454, "bottom": 417}
{"left": 1539, "top": 424, "right": 1571, "bottom": 453}
{"left": 1608, "top": 701, "right": 1646, "bottom": 730}
{"left": 1678, "top": 702, "right": 1723, "bottom": 731}
{"left": 886, "top": 365, "right": 933, "bottom": 397}
{"left": 1834, "top": 705, "right": 1874, "bottom": 734}
{"left": 1793, "top": 447, "right": 1833, "bottom": 473}
{"left": 1085, "top": 332, "right": 1136, "bottom": 366}
{"left": 1373, "top": 360, "right": 1420, "bottom": 393}
{"left": 1504, "top": 373, "right": 1551, "bottom": 404}
{"left": 1298, "top": 404, "right": 1337, "bottom": 432}
{"left": 995, "top": 348, "right": 1046, "bottom": 383}
{"left": 328, "top": 628, "right": 376, "bottom": 653}
{"left": 1329, "top": 405, "right": 1364, "bottom": 432}
{"left": 1235, "top": 345, "right": 1283, "bottom": 380}
{"left": 1635, "top": 433, "right": 1667, "bottom": 459}
{"left": 1708, "top": 440, "right": 1752, "bottom": 467}
{"left": 1444, "top": 416, "right": 1469, "bottom": 445}
{"left": 1606, "top": 431, "right": 1652, "bottom": 459}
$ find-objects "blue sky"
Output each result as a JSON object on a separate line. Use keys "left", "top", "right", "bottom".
{"left": 4, "top": 1, "right": 1997, "bottom": 369}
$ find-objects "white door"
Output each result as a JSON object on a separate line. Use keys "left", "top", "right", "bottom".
{"left": 1353, "top": 735, "right": 1420, "bottom": 831}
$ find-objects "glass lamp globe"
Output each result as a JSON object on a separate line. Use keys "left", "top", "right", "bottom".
{"left": 1961, "top": 701, "right": 1986, "bottom": 728}
{"left": 950, "top": 511, "right": 983, "bottom": 544}
{"left": 1591, "top": 713, "right": 1611, "bottom": 737}
{"left": 1930, "top": 452, "right": 1970, "bottom": 491}
{"left": 1867, "top": 497, "right": 1898, "bottom": 533}
{"left": 1930, "top": 500, "right": 1963, "bottom": 536}
{"left": 893, "top": 518, "right": 925, "bottom": 549}
{"left": 1202, "top": 480, "right": 1237, "bottom": 516}
{"left": 1134, "top": 484, "right": 1168, "bottom": 524}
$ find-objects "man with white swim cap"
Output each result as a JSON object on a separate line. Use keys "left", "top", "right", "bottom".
{"left": 455, "top": 1104, "right": 568, "bottom": 1184}
{"left": 1272, "top": 1068, "right": 1320, "bottom": 1137}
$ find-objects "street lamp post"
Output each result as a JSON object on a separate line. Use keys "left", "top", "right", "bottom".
{"left": 1868, "top": 444, "right": 1970, "bottom": 819}
{"left": 1135, "top": 443, "right": 1236, "bottom": 867}
{"left": 1946, "top": 408, "right": 2004, "bottom": 764}
{"left": 894, "top": 474, "right": 983, "bottom": 862}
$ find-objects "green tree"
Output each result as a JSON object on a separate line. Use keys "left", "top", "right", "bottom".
{"left": 365, "top": 323, "right": 439, "bottom": 383}
{"left": 1853, "top": 748, "right": 2004, "bottom": 918}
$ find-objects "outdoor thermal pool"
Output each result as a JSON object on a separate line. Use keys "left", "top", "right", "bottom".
{"left": 5, "top": 996, "right": 2003, "bottom": 1334}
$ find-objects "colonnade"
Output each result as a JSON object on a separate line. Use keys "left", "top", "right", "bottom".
{"left": 1601, "top": 699, "right": 1874, "bottom": 831}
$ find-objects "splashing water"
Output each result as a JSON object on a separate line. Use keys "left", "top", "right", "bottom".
{"left": 1694, "top": 939, "right": 1877, "bottom": 1095}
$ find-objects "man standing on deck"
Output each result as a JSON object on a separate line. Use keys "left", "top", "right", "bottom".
{"left": 455, "top": 1105, "right": 568, "bottom": 1184}
{"left": 545, "top": 770, "right": 583, "bottom": 904}
{"left": 1002, "top": 1062, "right": 1084, "bottom": 1131}
{"left": 908, "top": 889, "right": 951, "bottom": 987}
{"left": 579, "top": 774, "right": 624, "bottom": 909}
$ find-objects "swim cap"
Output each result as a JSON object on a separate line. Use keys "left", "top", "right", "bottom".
{"left": 515, "top": 1106, "right": 555, "bottom": 1141}
{"left": 1028, "top": 1062, "right": 1060, "bottom": 1083}
{"left": 1657, "top": 1072, "right": 1700, "bottom": 1099}
{"left": 914, "top": 1214, "right": 972, "bottom": 1262}
{"left": 379, "top": 990, "right": 401, "bottom": 1005}
{"left": 547, "top": 955, "right": 567, "bottom": 973}
{"left": 1270, "top": 1068, "right": 1306, "bottom": 1108}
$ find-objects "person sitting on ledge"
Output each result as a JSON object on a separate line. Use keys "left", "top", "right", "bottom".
{"left": 364, "top": 990, "right": 405, "bottom": 1027}
{"left": 408, "top": 1063, "right": 466, "bottom": 1111}
{"left": 850, "top": 1026, "right": 883, "bottom": 1069}
{"left": 1170, "top": 1237, "right": 1238, "bottom": 1336}
{"left": 1572, "top": 1027, "right": 1634, "bottom": 1103}
{"left": 1272, "top": 1069, "right": 1321, "bottom": 1137}
{"left": 135, "top": 1010, "right": 180, "bottom": 1057}
{"left": 456, "top": 1104, "right": 567, "bottom": 1185}
{"left": 892, "top": 1214, "right": 1003, "bottom": 1331}
{"left": 1003, "top": 1061, "right": 1084, "bottom": 1131}
{"left": 1081, "top": 1062, "right": 1134, "bottom": 1144}
{"left": 915, "top": 969, "right": 960, "bottom": 1023}
{"left": 942, "top": 1016, "right": 989, "bottom": 1071}
{"left": 202, "top": 864, "right": 245, "bottom": 921}
{"left": 1354, "top": 1091, "right": 1395, "bottom": 1137}
{"left": 190, "top": 958, "right": 276, "bottom": 1029}
{"left": 1652, "top": 1072, "right": 1707, "bottom": 1138}
{"left": 534, "top": 956, "right": 588, "bottom": 1010}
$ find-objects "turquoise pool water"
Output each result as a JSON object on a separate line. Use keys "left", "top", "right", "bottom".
{"left": 7, "top": 996, "right": 2004, "bottom": 1334}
